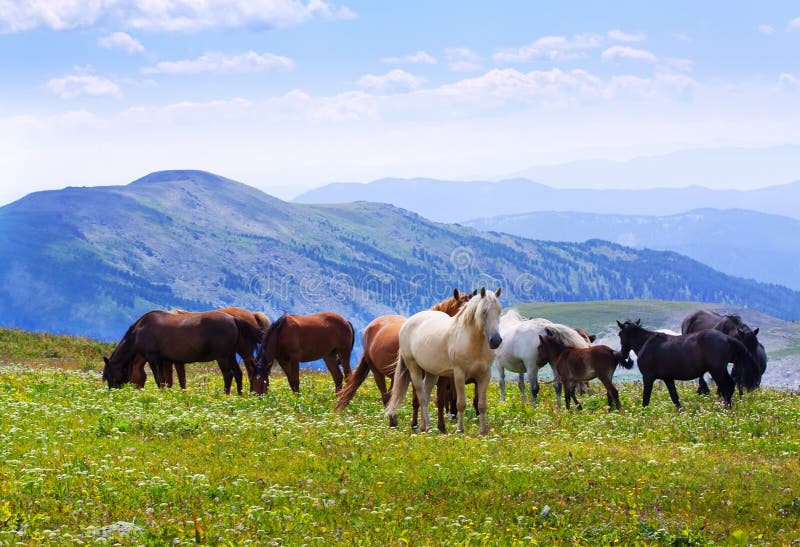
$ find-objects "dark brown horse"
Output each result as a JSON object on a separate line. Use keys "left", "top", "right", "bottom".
{"left": 252, "top": 312, "right": 355, "bottom": 394}
{"left": 617, "top": 319, "right": 762, "bottom": 409}
{"left": 103, "top": 310, "right": 263, "bottom": 394}
{"left": 536, "top": 331, "right": 631, "bottom": 410}
{"left": 681, "top": 309, "right": 766, "bottom": 394}
{"left": 333, "top": 289, "right": 475, "bottom": 433}
{"left": 155, "top": 308, "right": 271, "bottom": 390}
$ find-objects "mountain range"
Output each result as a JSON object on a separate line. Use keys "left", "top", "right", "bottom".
{"left": 465, "top": 209, "right": 800, "bottom": 291}
{"left": 294, "top": 177, "right": 800, "bottom": 223}
{"left": 2, "top": 170, "right": 800, "bottom": 342}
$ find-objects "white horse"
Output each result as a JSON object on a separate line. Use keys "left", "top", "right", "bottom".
{"left": 385, "top": 287, "right": 503, "bottom": 435}
{"left": 494, "top": 309, "right": 590, "bottom": 406}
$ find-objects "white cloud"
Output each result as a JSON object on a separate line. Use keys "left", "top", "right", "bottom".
{"left": 602, "top": 45, "right": 658, "bottom": 63}
{"left": 0, "top": 0, "right": 355, "bottom": 33}
{"left": 142, "top": 51, "right": 294, "bottom": 75}
{"left": 97, "top": 31, "right": 144, "bottom": 54}
{"left": 608, "top": 29, "right": 645, "bottom": 42}
{"left": 758, "top": 24, "right": 775, "bottom": 35}
{"left": 381, "top": 51, "right": 436, "bottom": 64}
{"left": 45, "top": 67, "right": 121, "bottom": 99}
{"left": 357, "top": 69, "right": 424, "bottom": 92}
{"left": 789, "top": 17, "right": 800, "bottom": 31}
{"left": 778, "top": 73, "right": 800, "bottom": 88}
{"left": 445, "top": 48, "right": 482, "bottom": 72}
{"left": 661, "top": 58, "right": 694, "bottom": 73}
{"left": 493, "top": 33, "right": 604, "bottom": 63}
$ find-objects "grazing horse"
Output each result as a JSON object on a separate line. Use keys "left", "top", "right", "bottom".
{"left": 385, "top": 287, "right": 503, "bottom": 435}
{"left": 252, "top": 312, "right": 355, "bottom": 394}
{"left": 536, "top": 332, "right": 632, "bottom": 410}
{"left": 681, "top": 310, "right": 766, "bottom": 394}
{"left": 160, "top": 308, "right": 271, "bottom": 390}
{"left": 103, "top": 310, "right": 263, "bottom": 394}
{"left": 494, "top": 310, "right": 591, "bottom": 406}
{"left": 617, "top": 320, "right": 762, "bottom": 409}
{"left": 334, "top": 289, "right": 475, "bottom": 433}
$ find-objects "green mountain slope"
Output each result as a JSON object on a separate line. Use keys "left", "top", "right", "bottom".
{"left": 2, "top": 170, "right": 799, "bottom": 340}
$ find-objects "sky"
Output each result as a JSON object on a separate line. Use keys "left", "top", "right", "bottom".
{"left": 1, "top": 0, "right": 800, "bottom": 204}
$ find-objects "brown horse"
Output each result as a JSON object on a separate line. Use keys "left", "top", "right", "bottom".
{"left": 154, "top": 308, "right": 271, "bottom": 390}
{"left": 536, "top": 331, "right": 632, "bottom": 410}
{"left": 103, "top": 310, "right": 263, "bottom": 394}
{"left": 334, "top": 289, "right": 475, "bottom": 433}
{"left": 252, "top": 312, "right": 355, "bottom": 394}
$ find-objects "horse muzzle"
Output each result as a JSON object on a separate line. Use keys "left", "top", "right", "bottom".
{"left": 489, "top": 334, "right": 503, "bottom": 350}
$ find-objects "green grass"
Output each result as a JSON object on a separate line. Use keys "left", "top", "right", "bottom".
{"left": 0, "top": 328, "right": 115, "bottom": 370}
{"left": 1, "top": 363, "right": 799, "bottom": 545}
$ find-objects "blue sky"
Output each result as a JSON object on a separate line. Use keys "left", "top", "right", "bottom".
{"left": 1, "top": 1, "right": 799, "bottom": 204}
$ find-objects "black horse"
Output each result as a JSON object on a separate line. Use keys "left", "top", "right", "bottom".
{"left": 681, "top": 310, "right": 767, "bottom": 394}
{"left": 617, "top": 320, "right": 762, "bottom": 410}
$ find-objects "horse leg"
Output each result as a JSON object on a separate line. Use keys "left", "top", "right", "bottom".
{"left": 216, "top": 360, "right": 233, "bottom": 395}
{"left": 475, "top": 371, "right": 491, "bottom": 436}
{"left": 664, "top": 379, "right": 681, "bottom": 411}
{"left": 372, "top": 370, "right": 390, "bottom": 406}
{"left": 411, "top": 385, "right": 420, "bottom": 429}
{"left": 697, "top": 375, "right": 711, "bottom": 395}
{"left": 242, "top": 355, "right": 255, "bottom": 392}
{"left": 567, "top": 381, "right": 582, "bottom": 410}
{"left": 129, "top": 355, "right": 147, "bottom": 388}
{"left": 599, "top": 375, "right": 621, "bottom": 411}
{"left": 419, "top": 373, "right": 438, "bottom": 433}
{"left": 323, "top": 355, "right": 345, "bottom": 393}
{"left": 452, "top": 369, "right": 467, "bottom": 434}
{"left": 406, "top": 362, "right": 428, "bottom": 432}
{"left": 176, "top": 363, "right": 187, "bottom": 389}
{"left": 230, "top": 356, "right": 243, "bottom": 395}
{"left": 435, "top": 377, "right": 450, "bottom": 434}
{"left": 642, "top": 377, "right": 655, "bottom": 407}
{"left": 497, "top": 364, "right": 507, "bottom": 402}
{"left": 163, "top": 362, "right": 174, "bottom": 388}
{"left": 517, "top": 372, "right": 526, "bottom": 401}
{"left": 708, "top": 367, "right": 735, "bottom": 407}
{"left": 525, "top": 360, "right": 539, "bottom": 406}
{"left": 554, "top": 376, "right": 563, "bottom": 410}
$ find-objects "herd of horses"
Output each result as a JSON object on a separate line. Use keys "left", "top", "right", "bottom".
{"left": 102, "top": 291, "right": 767, "bottom": 434}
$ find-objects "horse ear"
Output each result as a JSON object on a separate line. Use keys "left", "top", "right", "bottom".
{"left": 538, "top": 334, "right": 546, "bottom": 343}
{"left": 480, "top": 287, "right": 486, "bottom": 298}
{"left": 753, "top": 327, "right": 759, "bottom": 336}
{"left": 495, "top": 287, "right": 502, "bottom": 297}
{"left": 471, "top": 289, "right": 478, "bottom": 296}
{"left": 453, "top": 288, "right": 460, "bottom": 300}
{"left": 737, "top": 327, "right": 745, "bottom": 337}
{"left": 589, "top": 334, "right": 597, "bottom": 342}
{"left": 616, "top": 320, "right": 624, "bottom": 329}
{"left": 635, "top": 319, "right": 641, "bottom": 325}
{"left": 544, "top": 326, "right": 553, "bottom": 336}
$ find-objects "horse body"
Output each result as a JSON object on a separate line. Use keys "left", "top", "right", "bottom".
{"left": 334, "top": 289, "right": 475, "bottom": 433}
{"left": 253, "top": 311, "right": 354, "bottom": 394}
{"left": 103, "top": 310, "right": 258, "bottom": 394}
{"left": 494, "top": 310, "right": 590, "bottom": 405}
{"left": 385, "top": 288, "right": 502, "bottom": 435}
{"left": 536, "top": 334, "right": 631, "bottom": 410}
{"left": 681, "top": 309, "right": 765, "bottom": 394}
{"left": 617, "top": 320, "right": 762, "bottom": 409}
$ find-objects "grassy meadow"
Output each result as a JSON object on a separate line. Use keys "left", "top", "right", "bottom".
{"left": 1, "top": 352, "right": 800, "bottom": 545}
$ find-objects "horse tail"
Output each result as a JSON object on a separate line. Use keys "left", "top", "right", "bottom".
{"left": 614, "top": 350, "right": 634, "bottom": 369}
{"left": 347, "top": 321, "right": 356, "bottom": 352}
{"left": 384, "top": 355, "right": 410, "bottom": 419}
{"left": 334, "top": 354, "right": 371, "bottom": 412}
{"left": 729, "top": 336, "right": 762, "bottom": 391}
{"left": 253, "top": 312, "right": 271, "bottom": 329}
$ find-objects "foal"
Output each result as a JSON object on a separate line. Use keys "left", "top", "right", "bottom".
{"left": 536, "top": 332, "right": 632, "bottom": 410}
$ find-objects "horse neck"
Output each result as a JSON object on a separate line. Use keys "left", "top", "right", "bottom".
{"left": 628, "top": 326, "right": 656, "bottom": 352}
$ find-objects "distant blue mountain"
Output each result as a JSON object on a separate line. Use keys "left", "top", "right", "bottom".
{"left": 2, "top": 170, "right": 800, "bottom": 342}
{"left": 466, "top": 209, "right": 800, "bottom": 291}
{"left": 294, "top": 177, "right": 800, "bottom": 223}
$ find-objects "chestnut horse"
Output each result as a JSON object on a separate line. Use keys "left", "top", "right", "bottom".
{"left": 334, "top": 289, "right": 475, "bottom": 433}
{"left": 536, "top": 331, "right": 632, "bottom": 410}
{"left": 103, "top": 310, "right": 263, "bottom": 394}
{"left": 386, "top": 288, "right": 503, "bottom": 435}
{"left": 252, "top": 312, "right": 355, "bottom": 394}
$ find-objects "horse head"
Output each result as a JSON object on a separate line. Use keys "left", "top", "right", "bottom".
{"left": 102, "top": 355, "right": 131, "bottom": 389}
{"left": 616, "top": 319, "right": 645, "bottom": 361}
{"left": 471, "top": 287, "right": 503, "bottom": 349}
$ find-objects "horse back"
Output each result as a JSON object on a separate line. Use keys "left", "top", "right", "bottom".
{"left": 277, "top": 312, "right": 354, "bottom": 362}
{"left": 138, "top": 310, "right": 239, "bottom": 362}
{"left": 681, "top": 309, "right": 723, "bottom": 335}
{"left": 556, "top": 345, "right": 615, "bottom": 382}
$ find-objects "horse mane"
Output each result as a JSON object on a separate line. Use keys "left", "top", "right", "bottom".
{"left": 544, "top": 323, "right": 591, "bottom": 348}
{"left": 256, "top": 314, "right": 288, "bottom": 370}
{"left": 453, "top": 293, "right": 488, "bottom": 331}
{"left": 726, "top": 335, "right": 762, "bottom": 390}
{"left": 502, "top": 309, "right": 526, "bottom": 322}
{"left": 253, "top": 312, "right": 271, "bottom": 329}
{"left": 170, "top": 308, "right": 190, "bottom": 314}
